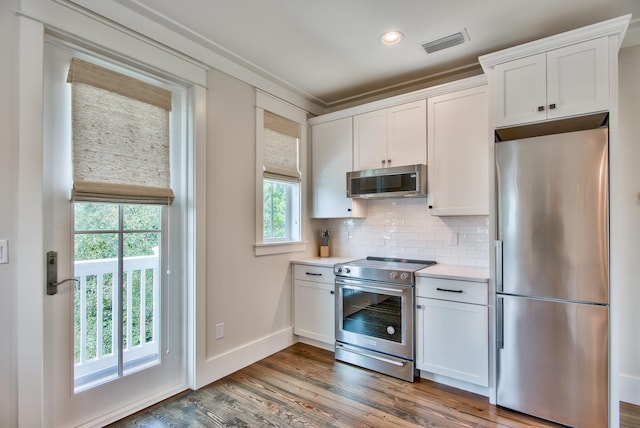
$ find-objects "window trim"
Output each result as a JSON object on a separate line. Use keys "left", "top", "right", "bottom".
{"left": 254, "top": 90, "right": 308, "bottom": 256}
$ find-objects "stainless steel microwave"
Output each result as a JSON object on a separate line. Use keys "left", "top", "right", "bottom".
{"left": 346, "top": 164, "right": 427, "bottom": 199}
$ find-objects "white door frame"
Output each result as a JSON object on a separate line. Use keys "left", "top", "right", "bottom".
{"left": 16, "top": 9, "right": 207, "bottom": 426}
{"left": 16, "top": 15, "right": 46, "bottom": 428}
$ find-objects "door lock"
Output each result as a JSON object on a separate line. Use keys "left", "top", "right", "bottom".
{"left": 46, "top": 251, "right": 78, "bottom": 295}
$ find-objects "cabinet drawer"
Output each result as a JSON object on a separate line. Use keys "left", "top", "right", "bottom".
{"left": 416, "top": 277, "right": 487, "bottom": 305}
{"left": 294, "top": 264, "right": 334, "bottom": 284}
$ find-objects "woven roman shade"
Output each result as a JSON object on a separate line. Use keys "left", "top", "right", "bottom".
{"left": 263, "top": 111, "right": 301, "bottom": 182}
{"left": 67, "top": 57, "right": 174, "bottom": 204}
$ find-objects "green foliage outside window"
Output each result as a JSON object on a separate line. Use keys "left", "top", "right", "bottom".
{"left": 74, "top": 203, "right": 160, "bottom": 363}
{"left": 263, "top": 180, "right": 288, "bottom": 240}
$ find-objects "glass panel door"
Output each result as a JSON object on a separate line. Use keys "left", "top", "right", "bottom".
{"left": 73, "top": 203, "right": 162, "bottom": 392}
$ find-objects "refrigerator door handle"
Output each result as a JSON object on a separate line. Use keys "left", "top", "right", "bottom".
{"left": 495, "top": 240, "right": 503, "bottom": 292}
{"left": 497, "top": 297, "right": 504, "bottom": 349}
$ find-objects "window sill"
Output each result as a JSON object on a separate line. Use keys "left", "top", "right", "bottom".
{"left": 254, "top": 241, "right": 308, "bottom": 256}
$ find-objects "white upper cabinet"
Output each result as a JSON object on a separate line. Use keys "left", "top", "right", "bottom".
{"left": 546, "top": 37, "right": 609, "bottom": 119}
{"left": 387, "top": 101, "right": 428, "bottom": 167}
{"left": 353, "top": 99, "right": 426, "bottom": 170}
{"left": 494, "top": 37, "right": 609, "bottom": 127}
{"left": 494, "top": 53, "right": 547, "bottom": 126}
{"left": 311, "top": 117, "right": 366, "bottom": 218}
{"left": 427, "top": 85, "right": 489, "bottom": 216}
{"left": 352, "top": 109, "right": 387, "bottom": 170}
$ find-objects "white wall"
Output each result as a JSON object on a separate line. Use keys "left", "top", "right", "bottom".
{"left": 617, "top": 44, "right": 640, "bottom": 405}
{"left": 0, "top": 1, "right": 19, "bottom": 426}
{"left": 197, "top": 68, "right": 314, "bottom": 386}
{"left": 314, "top": 200, "right": 489, "bottom": 267}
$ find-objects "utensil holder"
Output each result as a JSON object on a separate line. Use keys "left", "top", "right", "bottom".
{"left": 320, "top": 246, "right": 330, "bottom": 257}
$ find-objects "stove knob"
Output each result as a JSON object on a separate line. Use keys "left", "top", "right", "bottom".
{"left": 400, "top": 272, "right": 409, "bottom": 281}
{"left": 344, "top": 267, "right": 351, "bottom": 274}
{"left": 336, "top": 267, "right": 342, "bottom": 274}
{"left": 389, "top": 271, "right": 398, "bottom": 280}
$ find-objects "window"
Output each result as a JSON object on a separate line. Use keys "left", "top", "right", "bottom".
{"left": 255, "top": 91, "right": 307, "bottom": 255}
{"left": 263, "top": 179, "right": 300, "bottom": 241}
{"left": 73, "top": 202, "right": 162, "bottom": 392}
{"left": 66, "top": 57, "right": 178, "bottom": 391}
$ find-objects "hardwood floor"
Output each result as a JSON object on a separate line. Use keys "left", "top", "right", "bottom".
{"left": 111, "top": 343, "right": 640, "bottom": 427}
{"left": 622, "top": 402, "right": 640, "bottom": 428}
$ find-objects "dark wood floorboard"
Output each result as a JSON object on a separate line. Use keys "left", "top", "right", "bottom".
{"left": 109, "top": 343, "right": 640, "bottom": 427}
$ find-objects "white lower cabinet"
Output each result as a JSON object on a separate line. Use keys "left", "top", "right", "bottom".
{"left": 415, "top": 277, "right": 488, "bottom": 387}
{"left": 293, "top": 264, "right": 335, "bottom": 345}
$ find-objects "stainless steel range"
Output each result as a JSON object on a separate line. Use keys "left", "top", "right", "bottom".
{"left": 334, "top": 257, "right": 436, "bottom": 382}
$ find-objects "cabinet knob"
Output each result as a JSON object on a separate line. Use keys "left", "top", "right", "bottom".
{"left": 387, "top": 159, "right": 391, "bottom": 164}
{"left": 428, "top": 205, "right": 433, "bottom": 209}
{"left": 537, "top": 106, "right": 545, "bottom": 112}
{"left": 549, "top": 103, "right": 556, "bottom": 109}
{"left": 330, "top": 290, "right": 335, "bottom": 294}
{"left": 347, "top": 208, "right": 352, "bottom": 212}
{"left": 416, "top": 304, "right": 424, "bottom": 309}
{"left": 381, "top": 159, "right": 386, "bottom": 164}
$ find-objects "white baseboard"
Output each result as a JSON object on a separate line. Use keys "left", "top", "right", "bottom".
{"left": 620, "top": 373, "right": 640, "bottom": 405}
{"left": 419, "top": 370, "right": 489, "bottom": 398}
{"left": 297, "top": 336, "right": 335, "bottom": 352}
{"left": 78, "top": 383, "right": 188, "bottom": 427}
{"left": 196, "top": 327, "right": 296, "bottom": 389}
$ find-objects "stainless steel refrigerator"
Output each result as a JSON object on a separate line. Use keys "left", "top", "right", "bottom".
{"left": 495, "top": 126, "right": 609, "bottom": 428}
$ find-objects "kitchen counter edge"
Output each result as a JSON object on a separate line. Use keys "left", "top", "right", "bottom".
{"left": 291, "top": 258, "right": 489, "bottom": 282}
{"left": 291, "top": 257, "right": 355, "bottom": 267}
{"left": 416, "top": 264, "right": 489, "bottom": 283}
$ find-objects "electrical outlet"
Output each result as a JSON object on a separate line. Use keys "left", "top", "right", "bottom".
{"left": 215, "top": 323, "right": 224, "bottom": 340}
{"left": 0, "top": 240, "right": 7, "bottom": 264}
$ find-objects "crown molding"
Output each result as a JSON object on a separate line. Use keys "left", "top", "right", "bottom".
{"left": 479, "top": 14, "right": 631, "bottom": 72}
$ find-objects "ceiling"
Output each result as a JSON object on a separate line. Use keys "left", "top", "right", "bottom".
{"left": 80, "top": 0, "right": 640, "bottom": 109}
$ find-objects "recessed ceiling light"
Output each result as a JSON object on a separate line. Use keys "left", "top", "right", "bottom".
{"left": 381, "top": 31, "right": 404, "bottom": 45}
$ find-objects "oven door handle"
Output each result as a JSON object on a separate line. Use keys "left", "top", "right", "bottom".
{"left": 335, "top": 279, "right": 408, "bottom": 295}
{"left": 341, "top": 284, "right": 406, "bottom": 294}
{"left": 335, "top": 343, "right": 406, "bottom": 367}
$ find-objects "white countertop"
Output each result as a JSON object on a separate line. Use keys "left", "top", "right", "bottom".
{"left": 291, "top": 257, "right": 355, "bottom": 267}
{"left": 292, "top": 258, "right": 489, "bottom": 282}
{"left": 416, "top": 264, "right": 489, "bottom": 282}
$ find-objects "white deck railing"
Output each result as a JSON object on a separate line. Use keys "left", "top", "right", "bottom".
{"left": 73, "top": 254, "right": 160, "bottom": 391}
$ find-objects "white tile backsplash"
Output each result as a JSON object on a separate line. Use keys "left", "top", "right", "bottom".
{"left": 313, "top": 198, "right": 489, "bottom": 267}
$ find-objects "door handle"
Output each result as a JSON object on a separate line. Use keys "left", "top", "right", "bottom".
{"left": 46, "top": 251, "right": 78, "bottom": 295}
{"left": 336, "top": 344, "right": 405, "bottom": 367}
{"left": 495, "top": 240, "right": 503, "bottom": 292}
{"left": 497, "top": 297, "right": 504, "bottom": 350}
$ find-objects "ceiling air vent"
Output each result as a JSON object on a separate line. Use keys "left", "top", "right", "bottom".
{"left": 421, "top": 31, "right": 467, "bottom": 54}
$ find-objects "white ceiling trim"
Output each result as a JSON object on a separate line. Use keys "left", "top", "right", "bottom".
{"left": 55, "top": 0, "right": 327, "bottom": 114}
{"left": 479, "top": 14, "right": 631, "bottom": 71}
{"left": 110, "top": 0, "right": 327, "bottom": 105}
{"left": 308, "top": 74, "right": 487, "bottom": 126}
{"left": 19, "top": 0, "right": 207, "bottom": 86}
{"left": 622, "top": 18, "right": 640, "bottom": 48}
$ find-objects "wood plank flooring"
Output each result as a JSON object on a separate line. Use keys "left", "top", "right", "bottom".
{"left": 110, "top": 343, "right": 640, "bottom": 427}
